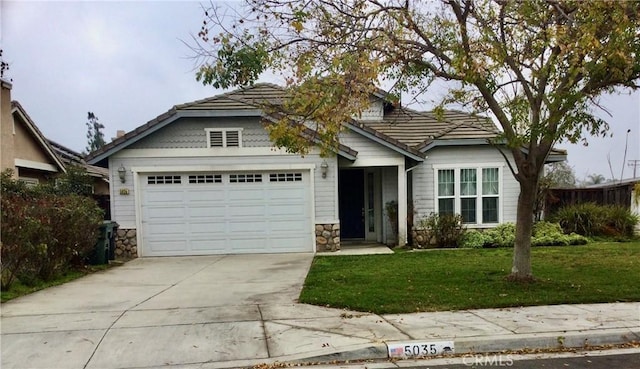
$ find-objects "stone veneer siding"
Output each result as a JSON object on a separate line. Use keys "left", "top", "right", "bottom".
{"left": 115, "top": 228, "right": 138, "bottom": 259}
{"left": 411, "top": 227, "right": 431, "bottom": 248}
{"left": 315, "top": 223, "right": 340, "bottom": 252}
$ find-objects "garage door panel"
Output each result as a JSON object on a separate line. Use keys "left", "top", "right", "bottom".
{"left": 149, "top": 240, "right": 188, "bottom": 253}
{"left": 269, "top": 204, "right": 306, "bottom": 216}
{"left": 141, "top": 171, "right": 311, "bottom": 256}
{"left": 230, "top": 238, "right": 267, "bottom": 251}
{"left": 190, "top": 239, "right": 227, "bottom": 251}
{"left": 268, "top": 188, "right": 305, "bottom": 200}
{"left": 184, "top": 190, "right": 225, "bottom": 202}
{"left": 228, "top": 220, "right": 268, "bottom": 233}
{"left": 145, "top": 190, "right": 184, "bottom": 203}
{"left": 188, "top": 206, "right": 227, "bottom": 218}
{"left": 145, "top": 207, "right": 186, "bottom": 220}
{"left": 228, "top": 205, "right": 267, "bottom": 217}
{"left": 189, "top": 222, "right": 225, "bottom": 234}
{"left": 270, "top": 219, "right": 307, "bottom": 232}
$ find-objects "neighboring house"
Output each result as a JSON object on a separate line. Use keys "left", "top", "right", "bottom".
{"left": 86, "top": 83, "right": 566, "bottom": 258}
{"left": 1, "top": 79, "right": 66, "bottom": 185}
{"left": 48, "top": 139, "right": 110, "bottom": 195}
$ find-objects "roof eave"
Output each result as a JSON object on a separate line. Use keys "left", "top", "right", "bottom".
{"left": 11, "top": 102, "right": 67, "bottom": 173}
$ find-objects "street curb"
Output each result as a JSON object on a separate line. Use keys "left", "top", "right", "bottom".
{"left": 453, "top": 328, "right": 640, "bottom": 354}
{"left": 289, "top": 343, "right": 389, "bottom": 363}
{"left": 289, "top": 328, "right": 640, "bottom": 365}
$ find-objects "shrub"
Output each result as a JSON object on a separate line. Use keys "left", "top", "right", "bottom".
{"left": 458, "top": 230, "right": 487, "bottom": 248}
{"left": 483, "top": 223, "right": 516, "bottom": 248}
{"left": 418, "top": 213, "right": 465, "bottom": 248}
{"left": 551, "top": 203, "right": 639, "bottom": 238}
{"left": 0, "top": 171, "right": 103, "bottom": 289}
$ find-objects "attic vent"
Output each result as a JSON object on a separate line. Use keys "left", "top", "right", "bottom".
{"left": 226, "top": 130, "right": 240, "bottom": 147}
{"left": 209, "top": 131, "right": 223, "bottom": 147}
{"left": 205, "top": 128, "right": 243, "bottom": 148}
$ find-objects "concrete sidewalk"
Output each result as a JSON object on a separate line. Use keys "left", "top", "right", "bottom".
{"left": 1, "top": 254, "right": 638, "bottom": 369}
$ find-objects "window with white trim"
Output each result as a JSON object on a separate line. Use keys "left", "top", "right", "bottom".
{"left": 269, "top": 173, "right": 302, "bottom": 182}
{"left": 205, "top": 128, "right": 243, "bottom": 148}
{"left": 188, "top": 174, "right": 222, "bottom": 184}
{"left": 230, "top": 173, "right": 262, "bottom": 183}
{"left": 436, "top": 167, "right": 500, "bottom": 224}
{"left": 148, "top": 175, "right": 182, "bottom": 184}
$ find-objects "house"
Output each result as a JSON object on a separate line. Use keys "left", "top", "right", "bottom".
{"left": 1, "top": 79, "right": 66, "bottom": 184}
{"left": 86, "top": 83, "right": 566, "bottom": 258}
{"left": 47, "top": 139, "right": 110, "bottom": 195}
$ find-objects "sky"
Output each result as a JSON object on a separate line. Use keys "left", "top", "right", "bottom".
{"left": 2, "top": 1, "right": 639, "bottom": 182}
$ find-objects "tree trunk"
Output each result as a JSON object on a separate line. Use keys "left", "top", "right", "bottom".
{"left": 510, "top": 177, "right": 538, "bottom": 282}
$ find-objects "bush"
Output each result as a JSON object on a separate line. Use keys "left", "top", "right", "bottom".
{"left": 551, "top": 203, "right": 639, "bottom": 238}
{"left": 458, "top": 230, "right": 487, "bottom": 248}
{"left": 1, "top": 170, "right": 103, "bottom": 290}
{"left": 483, "top": 223, "right": 516, "bottom": 248}
{"left": 418, "top": 213, "right": 465, "bottom": 248}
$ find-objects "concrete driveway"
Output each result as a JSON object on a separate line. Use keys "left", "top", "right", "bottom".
{"left": 1, "top": 253, "right": 335, "bottom": 369}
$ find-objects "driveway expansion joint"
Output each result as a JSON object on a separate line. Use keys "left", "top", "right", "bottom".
{"left": 257, "top": 304, "right": 272, "bottom": 357}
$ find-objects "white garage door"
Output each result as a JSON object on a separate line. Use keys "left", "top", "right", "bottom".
{"left": 140, "top": 171, "right": 312, "bottom": 256}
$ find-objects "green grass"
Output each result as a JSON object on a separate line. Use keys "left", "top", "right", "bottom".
{"left": 299, "top": 242, "right": 640, "bottom": 314}
{"left": 1, "top": 265, "right": 111, "bottom": 302}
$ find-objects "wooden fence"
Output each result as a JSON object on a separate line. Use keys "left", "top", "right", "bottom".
{"left": 545, "top": 182, "right": 635, "bottom": 215}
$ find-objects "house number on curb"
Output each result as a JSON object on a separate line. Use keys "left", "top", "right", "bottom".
{"left": 387, "top": 341, "right": 455, "bottom": 358}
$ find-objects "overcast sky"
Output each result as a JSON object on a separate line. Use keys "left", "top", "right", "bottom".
{"left": 2, "top": 1, "right": 639, "bottom": 181}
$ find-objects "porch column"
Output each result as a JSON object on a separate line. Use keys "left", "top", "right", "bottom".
{"left": 397, "top": 162, "right": 407, "bottom": 246}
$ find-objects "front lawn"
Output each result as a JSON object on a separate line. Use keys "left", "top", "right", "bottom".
{"left": 299, "top": 242, "right": 640, "bottom": 314}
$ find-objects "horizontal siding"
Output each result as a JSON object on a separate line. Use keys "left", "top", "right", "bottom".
{"left": 339, "top": 129, "right": 404, "bottom": 165}
{"left": 129, "top": 117, "right": 272, "bottom": 149}
{"left": 412, "top": 146, "right": 519, "bottom": 225}
{"left": 109, "top": 151, "right": 338, "bottom": 229}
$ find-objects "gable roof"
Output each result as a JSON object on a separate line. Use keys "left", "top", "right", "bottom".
{"left": 85, "top": 83, "right": 562, "bottom": 164}
{"left": 48, "top": 139, "right": 109, "bottom": 180}
{"left": 11, "top": 101, "right": 66, "bottom": 173}
{"left": 86, "top": 83, "right": 424, "bottom": 163}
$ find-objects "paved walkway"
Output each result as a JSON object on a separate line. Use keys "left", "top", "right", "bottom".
{"left": 1, "top": 253, "right": 638, "bottom": 369}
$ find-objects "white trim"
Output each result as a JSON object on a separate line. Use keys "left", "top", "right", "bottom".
{"left": 133, "top": 171, "right": 144, "bottom": 257}
{"left": 308, "top": 168, "right": 317, "bottom": 253}
{"left": 131, "top": 163, "right": 315, "bottom": 174}
{"left": 432, "top": 162, "right": 505, "bottom": 170}
{"left": 114, "top": 147, "right": 302, "bottom": 158}
{"left": 397, "top": 162, "right": 407, "bottom": 246}
{"left": 433, "top": 164, "right": 503, "bottom": 225}
{"left": 341, "top": 157, "right": 404, "bottom": 167}
{"left": 14, "top": 158, "right": 59, "bottom": 172}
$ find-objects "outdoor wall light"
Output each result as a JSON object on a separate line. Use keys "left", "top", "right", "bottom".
{"left": 321, "top": 160, "right": 329, "bottom": 179}
{"left": 117, "top": 164, "right": 127, "bottom": 183}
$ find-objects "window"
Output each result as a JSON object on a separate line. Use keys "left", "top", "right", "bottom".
{"left": 269, "top": 173, "right": 302, "bottom": 182}
{"left": 230, "top": 173, "right": 262, "bottom": 183}
{"left": 148, "top": 175, "right": 181, "bottom": 184}
{"left": 436, "top": 166, "right": 500, "bottom": 224}
{"left": 205, "top": 128, "right": 243, "bottom": 148}
{"left": 188, "top": 174, "right": 222, "bottom": 184}
{"left": 437, "top": 169, "right": 455, "bottom": 215}
{"left": 18, "top": 177, "right": 39, "bottom": 187}
{"left": 482, "top": 168, "right": 499, "bottom": 223}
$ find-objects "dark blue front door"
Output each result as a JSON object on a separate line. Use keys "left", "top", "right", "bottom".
{"left": 339, "top": 169, "right": 365, "bottom": 239}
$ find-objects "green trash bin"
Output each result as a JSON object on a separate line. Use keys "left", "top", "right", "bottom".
{"left": 91, "top": 222, "right": 111, "bottom": 265}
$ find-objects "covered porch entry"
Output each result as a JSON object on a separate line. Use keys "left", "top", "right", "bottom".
{"left": 337, "top": 163, "right": 408, "bottom": 247}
